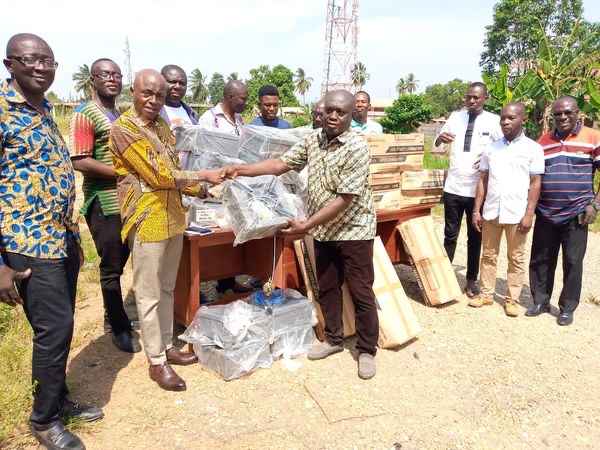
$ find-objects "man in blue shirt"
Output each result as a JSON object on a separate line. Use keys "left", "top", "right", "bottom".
{"left": 249, "top": 85, "right": 292, "bottom": 129}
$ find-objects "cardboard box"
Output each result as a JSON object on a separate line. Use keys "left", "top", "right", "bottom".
{"left": 294, "top": 236, "right": 422, "bottom": 348}
{"left": 398, "top": 189, "right": 443, "bottom": 209}
{"left": 401, "top": 170, "right": 446, "bottom": 190}
{"left": 369, "top": 169, "right": 401, "bottom": 192}
{"left": 373, "top": 189, "right": 401, "bottom": 211}
{"left": 397, "top": 216, "right": 463, "bottom": 306}
{"left": 363, "top": 133, "right": 424, "bottom": 156}
{"left": 370, "top": 153, "right": 424, "bottom": 171}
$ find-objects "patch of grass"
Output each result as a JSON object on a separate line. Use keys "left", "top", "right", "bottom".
{"left": 592, "top": 171, "right": 600, "bottom": 233}
{"left": 54, "top": 111, "right": 70, "bottom": 137}
{"left": 0, "top": 305, "right": 33, "bottom": 445}
{"left": 423, "top": 138, "right": 449, "bottom": 170}
{"left": 587, "top": 293, "right": 600, "bottom": 306}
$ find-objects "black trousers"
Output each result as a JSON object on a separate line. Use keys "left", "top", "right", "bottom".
{"left": 529, "top": 214, "right": 588, "bottom": 314}
{"left": 443, "top": 192, "right": 481, "bottom": 281}
{"left": 314, "top": 239, "right": 379, "bottom": 356}
{"left": 4, "top": 233, "right": 79, "bottom": 430}
{"left": 86, "top": 198, "right": 131, "bottom": 334}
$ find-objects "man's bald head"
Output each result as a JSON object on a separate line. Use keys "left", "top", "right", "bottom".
{"left": 223, "top": 80, "right": 248, "bottom": 114}
{"left": 502, "top": 102, "right": 526, "bottom": 117}
{"left": 323, "top": 90, "right": 355, "bottom": 138}
{"left": 132, "top": 69, "right": 167, "bottom": 121}
{"left": 312, "top": 99, "right": 326, "bottom": 129}
{"left": 4, "top": 33, "right": 55, "bottom": 101}
{"left": 6, "top": 33, "right": 52, "bottom": 58}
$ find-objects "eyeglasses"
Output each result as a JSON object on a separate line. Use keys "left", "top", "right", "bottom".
{"left": 7, "top": 55, "right": 58, "bottom": 69}
{"left": 92, "top": 71, "right": 123, "bottom": 81}
{"left": 552, "top": 110, "right": 578, "bottom": 118}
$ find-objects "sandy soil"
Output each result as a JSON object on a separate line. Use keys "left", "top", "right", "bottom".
{"left": 9, "top": 216, "right": 600, "bottom": 450}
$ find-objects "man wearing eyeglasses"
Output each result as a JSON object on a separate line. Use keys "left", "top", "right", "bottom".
{"left": 69, "top": 59, "right": 141, "bottom": 354}
{"left": 526, "top": 96, "right": 600, "bottom": 326}
{"left": 1, "top": 33, "right": 102, "bottom": 450}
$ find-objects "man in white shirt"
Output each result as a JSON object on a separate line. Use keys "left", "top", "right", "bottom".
{"left": 470, "top": 103, "right": 544, "bottom": 316}
{"left": 197, "top": 80, "right": 252, "bottom": 297}
{"left": 198, "top": 80, "right": 247, "bottom": 134}
{"left": 435, "top": 82, "right": 502, "bottom": 297}
{"left": 351, "top": 91, "right": 383, "bottom": 134}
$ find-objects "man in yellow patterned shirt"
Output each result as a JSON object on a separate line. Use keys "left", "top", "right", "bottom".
{"left": 110, "top": 69, "right": 222, "bottom": 391}
{"left": 222, "top": 90, "right": 379, "bottom": 380}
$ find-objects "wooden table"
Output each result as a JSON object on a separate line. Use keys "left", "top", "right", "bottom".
{"left": 174, "top": 204, "right": 434, "bottom": 326}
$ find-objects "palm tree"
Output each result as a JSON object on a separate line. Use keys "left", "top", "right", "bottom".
{"left": 351, "top": 62, "right": 369, "bottom": 90}
{"left": 227, "top": 72, "right": 239, "bottom": 81}
{"left": 396, "top": 78, "right": 408, "bottom": 95}
{"left": 73, "top": 64, "right": 92, "bottom": 100}
{"left": 294, "top": 68, "right": 313, "bottom": 104}
{"left": 404, "top": 73, "right": 419, "bottom": 94}
{"left": 189, "top": 69, "right": 208, "bottom": 103}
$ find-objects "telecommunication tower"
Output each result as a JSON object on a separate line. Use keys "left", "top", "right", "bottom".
{"left": 321, "top": 0, "right": 359, "bottom": 96}
{"left": 124, "top": 36, "right": 133, "bottom": 86}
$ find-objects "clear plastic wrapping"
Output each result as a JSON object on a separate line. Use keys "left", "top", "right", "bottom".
{"left": 238, "top": 125, "right": 301, "bottom": 163}
{"left": 180, "top": 290, "right": 316, "bottom": 380}
{"left": 183, "top": 197, "right": 229, "bottom": 228}
{"left": 174, "top": 125, "right": 240, "bottom": 157}
{"left": 222, "top": 175, "right": 304, "bottom": 245}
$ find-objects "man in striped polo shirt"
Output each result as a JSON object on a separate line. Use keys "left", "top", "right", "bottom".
{"left": 70, "top": 58, "right": 140, "bottom": 352}
{"left": 526, "top": 96, "right": 600, "bottom": 326}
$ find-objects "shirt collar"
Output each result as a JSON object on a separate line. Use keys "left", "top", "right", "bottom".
{"left": 551, "top": 121, "right": 582, "bottom": 140}
{"left": 319, "top": 128, "right": 353, "bottom": 146}
{"left": 1, "top": 79, "right": 52, "bottom": 114}
{"left": 502, "top": 132, "right": 525, "bottom": 145}
{"left": 130, "top": 105, "right": 161, "bottom": 127}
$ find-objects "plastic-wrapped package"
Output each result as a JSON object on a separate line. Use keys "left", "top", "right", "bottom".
{"left": 186, "top": 151, "right": 244, "bottom": 171}
{"left": 222, "top": 175, "right": 304, "bottom": 245}
{"left": 238, "top": 125, "right": 301, "bottom": 163}
{"left": 174, "top": 125, "right": 240, "bottom": 158}
{"left": 251, "top": 289, "right": 317, "bottom": 359}
{"left": 183, "top": 197, "right": 229, "bottom": 229}
{"left": 194, "top": 340, "right": 272, "bottom": 381}
{"left": 179, "top": 301, "right": 269, "bottom": 348}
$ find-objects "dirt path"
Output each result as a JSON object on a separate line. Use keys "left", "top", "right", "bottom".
{"left": 13, "top": 219, "right": 600, "bottom": 450}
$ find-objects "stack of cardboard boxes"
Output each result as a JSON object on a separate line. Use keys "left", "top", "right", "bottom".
{"left": 364, "top": 133, "right": 445, "bottom": 211}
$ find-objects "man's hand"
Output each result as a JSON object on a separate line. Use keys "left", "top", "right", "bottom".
{"left": 437, "top": 132, "right": 456, "bottom": 144}
{"left": 198, "top": 169, "right": 223, "bottom": 186}
{"left": 280, "top": 218, "right": 309, "bottom": 235}
{"left": 0, "top": 265, "right": 32, "bottom": 306}
{"left": 219, "top": 166, "right": 241, "bottom": 180}
{"left": 472, "top": 212, "right": 483, "bottom": 233}
{"left": 517, "top": 213, "right": 534, "bottom": 234}
{"left": 78, "top": 244, "right": 85, "bottom": 269}
{"left": 582, "top": 204, "right": 598, "bottom": 225}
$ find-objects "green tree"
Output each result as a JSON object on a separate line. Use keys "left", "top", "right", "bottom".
{"left": 72, "top": 64, "right": 92, "bottom": 100}
{"left": 294, "top": 68, "right": 313, "bottom": 104}
{"left": 227, "top": 72, "right": 239, "bottom": 81}
{"left": 245, "top": 64, "right": 299, "bottom": 107}
{"left": 189, "top": 69, "right": 208, "bottom": 103}
{"left": 351, "top": 62, "right": 369, "bottom": 90}
{"left": 207, "top": 72, "right": 225, "bottom": 105}
{"left": 396, "top": 73, "right": 419, "bottom": 95}
{"left": 379, "top": 94, "right": 433, "bottom": 134}
{"left": 423, "top": 79, "right": 471, "bottom": 118}
{"left": 46, "top": 91, "right": 61, "bottom": 103}
{"left": 482, "top": 20, "right": 600, "bottom": 137}
{"left": 480, "top": 0, "right": 599, "bottom": 76}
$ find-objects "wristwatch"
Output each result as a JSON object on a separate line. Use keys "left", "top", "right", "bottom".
{"left": 590, "top": 200, "right": 600, "bottom": 212}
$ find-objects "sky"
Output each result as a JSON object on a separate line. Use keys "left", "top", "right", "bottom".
{"left": 2, "top": 0, "right": 599, "bottom": 104}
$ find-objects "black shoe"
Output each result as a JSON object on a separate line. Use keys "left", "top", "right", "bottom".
{"left": 112, "top": 330, "right": 141, "bottom": 353}
{"left": 557, "top": 312, "right": 573, "bottom": 326}
{"left": 60, "top": 399, "right": 104, "bottom": 423}
{"left": 30, "top": 422, "right": 85, "bottom": 450}
{"left": 525, "top": 304, "right": 551, "bottom": 317}
{"left": 104, "top": 319, "right": 140, "bottom": 334}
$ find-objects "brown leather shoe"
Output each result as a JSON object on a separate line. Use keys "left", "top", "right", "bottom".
{"left": 166, "top": 347, "right": 198, "bottom": 366}
{"left": 149, "top": 363, "right": 186, "bottom": 391}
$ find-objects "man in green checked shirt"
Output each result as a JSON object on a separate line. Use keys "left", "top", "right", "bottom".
{"left": 222, "top": 90, "right": 379, "bottom": 379}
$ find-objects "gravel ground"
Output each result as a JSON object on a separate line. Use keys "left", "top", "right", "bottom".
{"left": 9, "top": 215, "right": 600, "bottom": 450}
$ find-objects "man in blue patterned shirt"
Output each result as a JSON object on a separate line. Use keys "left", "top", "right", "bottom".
{"left": 1, "top": 33, "right": 102, "bottom": 450}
